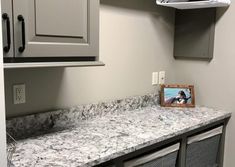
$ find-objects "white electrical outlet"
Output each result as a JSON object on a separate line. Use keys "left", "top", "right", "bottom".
{"left": 13, "top": 84, "right": 26, "bottom": 104}
{"left": 159, "top": 71, "right": 166, "bottom": 84}
{"left": 152, "top": 72, "right": 159, "bottom": 85}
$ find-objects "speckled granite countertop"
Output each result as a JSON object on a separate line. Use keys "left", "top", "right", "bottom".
{"left": 7, "top": 94, "right": 231, "bottom": 167}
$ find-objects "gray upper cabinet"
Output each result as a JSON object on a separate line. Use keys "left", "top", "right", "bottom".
{"left": 2, "top": 0, "right": 99, "bottom": 60}
{"left": 174, "top": 8, "right": 215, "bottom": 60}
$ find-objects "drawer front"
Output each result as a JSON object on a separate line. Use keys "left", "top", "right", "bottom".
{"left": 134, "top": 151, "right": 178, "bottom": 167}
{"left": 186, "top": 126, "right": 223, "bottom": 167}
{"left": 124, "top": 143, "right": 180, "bottom": 167}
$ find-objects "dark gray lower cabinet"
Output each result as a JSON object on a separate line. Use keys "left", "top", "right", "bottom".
{"left": 186, "top": 126, "right": 223, "bottom": 167}
{"left": 124, "top": 143, "right": 180, "bottom": 167}
{"left": 97, "top": 119, "right": 229, "bottom": 167}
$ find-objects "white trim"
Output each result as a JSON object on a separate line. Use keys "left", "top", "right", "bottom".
{"left": 124, "top": 143, "right": 180, "bottom": 167}
{"left": 187, "top": 126, "right": 223, "bottom": 145}
{"left": 156, "top": 0, "right": 231, "bottom": 9}
{"left": 4, "top": 61, "right": 105, "bottom": 69}
{"left": 0, "top": 0, "right": 8, "bottom": 165}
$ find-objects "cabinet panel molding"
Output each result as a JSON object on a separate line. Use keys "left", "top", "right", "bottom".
{"left": 2, "top": 0, "right": 100, "bottom": 60}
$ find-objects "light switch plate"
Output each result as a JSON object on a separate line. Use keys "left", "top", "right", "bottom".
{"left": 152, "top": 72, "right": 159, "bottom": 85}
{"left": 13, "top": 84, "right": 26, "bottom": 104}
{"left": 159, "top": 71, "right": 165, "bottom": 84}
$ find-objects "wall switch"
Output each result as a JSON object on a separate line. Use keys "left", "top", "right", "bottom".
{"left": 159, "top": 71, "right": 166, "bottom": 84}
{"left": 13, "top": 84, "right": 26, "bottom": 104}
{"left": 152, "top": 72, "right": 159, "bottom": 85}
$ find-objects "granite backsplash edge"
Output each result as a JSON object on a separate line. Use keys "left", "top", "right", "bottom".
{"left": 6, "top": 93, "right": 159, "bottom": 140}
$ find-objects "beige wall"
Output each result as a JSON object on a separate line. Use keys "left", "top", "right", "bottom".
{"left": 4, "top": 0, "right": 175, "bottom": 118}
{"left": 3, "top": 0, "right": 235, "bottom": 166}
{"left": 171, "top": 4, "right": 235, "bottom": 167}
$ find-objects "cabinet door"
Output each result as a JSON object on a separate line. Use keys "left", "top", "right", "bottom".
{"left": 13, "top": 0, "right": 99, "bottom": 58}
{"left": 1, "top": 0, "right": 14, "bottom": 57}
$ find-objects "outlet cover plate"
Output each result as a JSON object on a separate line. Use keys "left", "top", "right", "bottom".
{"left": 13, "top": 84, "right": 26, "bottom": 104}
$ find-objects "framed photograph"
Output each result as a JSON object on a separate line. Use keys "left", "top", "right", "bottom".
{"left": 160, "top": 84, "right": 195, "bottom": 107}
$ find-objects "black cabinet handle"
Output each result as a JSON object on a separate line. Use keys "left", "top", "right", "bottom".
{"left": 17, "top": 15, "right": 25, "bottom": 53}
{"left": 2, "top": 13, "right": 11, "bottom": 53}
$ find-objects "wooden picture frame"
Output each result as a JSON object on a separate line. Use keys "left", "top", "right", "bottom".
{"left": 160, "top": 84, "right": 195, "bottom": 107}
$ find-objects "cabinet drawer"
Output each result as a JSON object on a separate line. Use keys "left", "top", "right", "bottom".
{"left": 186, "top": 126, "right": 223, "bottom": 167}
{"left": 124, "top": 143, "right": 180, "bottom": 167}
